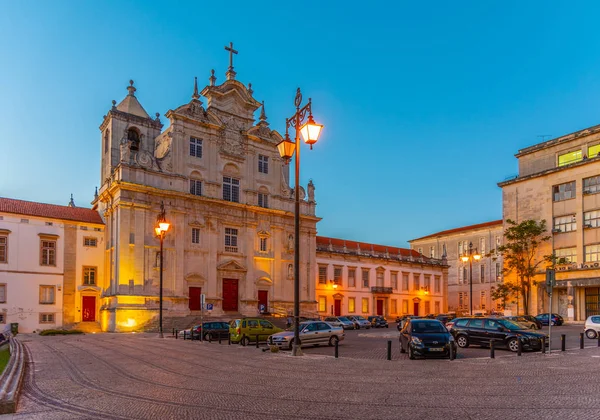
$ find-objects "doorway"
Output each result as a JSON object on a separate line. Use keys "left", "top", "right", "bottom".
{"left": 258, "top": 290, "right": 268, "bottom": 313}
{"left": 334, "top": 299, "right": 341, "bottom": 316}
{"left": 222, "top": 279, "right": 239, "bottom": 311}
{"left": 377, "top": 299, "right": 384, "bottom": 316}
{"left": 82, "top": 296, "right": 96, "bottom": 322}
{"left": 413, "top": 302, "right": 419, "bottom": 316}
{"left": 189, "top": 287, "right": 202, "bottom": 311}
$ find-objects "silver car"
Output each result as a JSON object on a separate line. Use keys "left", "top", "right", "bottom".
{"left": 268, "top": 321, "right": 344, "bottom": 350}
{"left": 324, "top": 316, "right": 355, "bottom": 330}
{"left": 346, "top": 315, "right": 371, "bottom": 329}
{"left": 584, "top": 315, "right": 600, "bottom": 339}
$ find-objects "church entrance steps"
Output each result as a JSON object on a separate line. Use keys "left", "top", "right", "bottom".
{"left": 74, "top": 322, "right": 102, "bottom": 333}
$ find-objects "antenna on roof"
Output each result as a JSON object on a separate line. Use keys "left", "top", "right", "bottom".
{"left": 537, "top": 134, "right": 552, "bottom": 142}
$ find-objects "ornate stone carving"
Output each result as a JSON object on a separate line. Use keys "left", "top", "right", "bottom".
{"left": 307, "top": 180, "right": 315, "bottom": 202}
{"left": 135, "top": 150, "right": 154, "bottom": 168}
{"left": 155, "top": 133, "right": 172, "bottom": 172}
{"left": 120, "top": 138, "right": 131, "bottom": 163}
{"left": 218, "top": 116, "right": 247, "bottom": 157}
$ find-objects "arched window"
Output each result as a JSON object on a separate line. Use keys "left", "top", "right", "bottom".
{"left": 128, "top": 128, "right": 140, "bottom": 152}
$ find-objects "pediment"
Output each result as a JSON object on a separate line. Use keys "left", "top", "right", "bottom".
{"left": 185, "top": 272, "right": 207, "bottom": 284}
{"left": 217, "top": 259, "right": 247, "bottom": 272}
{"left": 255, "top": 271, "right": 272, "bottom": 286}
{"left": 333, "top": 293, "right": 344, "bottom": 299}
{"left": 246, "top": 125, "right": 283, "bottom": 144}
{"left": 168, "top": 100, "right": 221, "bottom": 126}
{"left": 202, "top": 80, "right": 261, "bottom": 121}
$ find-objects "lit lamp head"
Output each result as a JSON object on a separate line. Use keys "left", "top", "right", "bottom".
{"left": 333, "top": 283, "right": 338, "bottom": 290}
{"left": 299, "top": 114, "right": 323, "bottom": 150}
{"left": 155, "top": 204, "right": 170, "bottom": 237}
{"left": 277, "top": 133, "right": 295, "bottom": 164}
{"left": 473, "top": 252, "right": 482, "bottom": 261}
{"left": 461, "top": 255, "right": 469, "bottom": 262}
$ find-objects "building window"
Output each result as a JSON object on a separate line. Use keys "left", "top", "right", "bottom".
{"left": 0, "top": 313, "right": 4, "bottom": 324}
{"left": 589, "top": 144, "right": 600, "bottom": 158}
{"left": 434, "top": 276, "right": 441, "bottom": 293}
{"left": 402, "top": 273, "right": 409, "bottom": 291}
{"left": 585, "top": 244, "right": 600, "bottom": 262}
{"left": 376, "top": 270, "right": 384, "bottom": 287}
{"left": 127, "top": 128, "right": 140, "bottom": 152}
{"left": 224, "top": 228, "right": 238, "bottom": 252}
{"left": 192, "top": 228, "right": 200, "bottom": 244}
{"left": 361, "top": 298, "right": 369, "bottom": 314}
{"left": 424, "top": 301, "right": 430, "bottom": 315}
{"left": 39, "top": 286, "right": 56, "bottom": 304}
{"left": 413, "top": 274, "right": 420, "bottom": 290}
{"left": 429, "top": 246, "right": 435, "bottom": 258}
{"left": 83, "top": 267, "right": 97, "bottom": 285}
{"left": 558, "top": 150, "right": 582, "bottom": 167}
{"left": 458, "top": 292, "right": 468, "bottom": 310}
{"left": 259, "top": 237, "right": 268, "bottom": 252}
{"left": 417, "top": 247, "right": 422, "bottom": 254}
{"left": 495, "top": 263, "right": 502, "bottom": 281}
{"left": 348, "top": 268, "right": 356, "bottom": 287}
{"left": 479, "top": 237, "right": 485, "bottom": 255}
{"left": 555, "top": 247, "right": 577, "bottom": 264}
{"left": 334, "top": 267, "right": 342, "bottom": 285}
{"left": 495, "top": 236, "right": 501, "bottom": 251}
{"left": 391, "top": 299, "right": 397, "bottom": 314}
{"left": 258, "top": 193, "right": 269, "bottom": 208}
{"left": 584, "top": 210, "right": 600, "bottom": 228}
{"left": 362, "top": 269, "right": 369, "bottom": 288}
{"left": 553, "top": 181, "right": 576, "bottom": 202}
{"left": 190, "top": 179, "right": 202, "bottom": 196}
{"left": 104, "top": 129, "right": 110, "bottom": 154}
{"left": 480, "top": 265, "right": 485, "bottom": 283}
{"left": 190, "top": 137, "right": 202, "bottom": 158}
{"left": 553, "top": 214, "right": 576, "bottom": 233}
{"left": 402, "top": 299, "right": 408, "bottom": 314}
{"left": 318, "top": 265, "right": 327, "bottom": 284}
{"left": 480, "top": 291, "right": 487, "bottom": 310}
{"left": 83, "top": 237, "right": 97, "bottom": 247}
{"left": 40, "top": 239, "right": 56, "bottom": 266}
{"left": 318, "top": 296, "right": 326, "bottom": 312}
{"left": 442, "top": 243, "right": 447, "bottom": 256}
{"left": 258, "top": 155, "right": 269, "bottom": 174}
{"left": 348, "top": 297, "right": 356, "bottom": 313}
{"left": 391, "top": 272, "right": 398, "bottom": 290}
{"left": 424, "top": 275, "right": 431, "bottom": 291}
{"left": 0, "top": 284, "right": 6, "bottom": 303}
{"left": 584, "top": 175, "right": 600, "bottom": 194}
{"left": 0, "top": 235, "right": 7, "bottom": 263}
{"left": 39, "top": 313, "right": 55, "bottom": 324}
{"left": 223, "top": 176, "right": 240, "bottom": 202}
{"left": 434, "top": 301, "right": 440, "bottom": 314}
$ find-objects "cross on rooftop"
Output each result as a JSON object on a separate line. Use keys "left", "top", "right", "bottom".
{"left": 225, "top": 42, "right": 238, "bottom": 70}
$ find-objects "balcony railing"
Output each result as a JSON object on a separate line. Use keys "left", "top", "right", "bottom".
{"left": 371, "top": 286, "right": 393, "bottom": 294}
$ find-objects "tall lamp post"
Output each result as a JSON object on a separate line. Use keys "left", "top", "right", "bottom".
{"left": 460, "top": 242, "right": 481, "bottom": 316}
{"left": 276, "top": 88, "right": 323, "bottom": 356}
{"left": 154, "top": 202, "right": 170, "bottom": 338}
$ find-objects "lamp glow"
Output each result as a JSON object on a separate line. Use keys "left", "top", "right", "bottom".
{"left": 299, "top": 115, "right": 323, "bottom": 148}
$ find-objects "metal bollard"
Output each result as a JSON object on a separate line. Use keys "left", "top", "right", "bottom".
{"left": 597, "top": 334, "right": 600, "bottom": 348}
{"left": 183, "top": 330, "right": 187, "bottom": 340}
{"left": 490, "top": 340, "right": 495, "bottom": 359}
{"left": 228, "top": 332, "right": 231, "bottom": 345}
{"left": 580, "top": 333, "right": 584, "bottom": 349}
{"left": 219, "top": 334, "right": 222, "bottom": 344}
{"left": 208, "top": 333, "right": 212, "bottom": 343}
{"left": 335, "top": 339, "right": 339, "bottom": 358}
{"left": 449, "top": 343, "right": 454, "bottom": 361}
{"left": 175, "top": 329, "right": 178, "bottom": 340}
{"left": 256, "top": 335, "right": 259, "bottom": 348}
{"left": 517, "top": 339, "right": 522, "bottom": 356}
{"left": 541, "top": 337, "right": 545, "bottom": 354}
{"left": 561, "top": 334, "right": 566, "bottom": 351}
{"left": 172, "top": 328, "right": 175, "bottom": 337}
{"left": 387, "top": 340, "right": 392, "bottom": 361}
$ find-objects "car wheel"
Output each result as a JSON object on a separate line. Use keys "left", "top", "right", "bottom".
{"left": 241, "top": 336, "right": 250, "bottom": 346}
{"left": 530, "top": 324, "right": 537, "bottom": 330}
{"left": 408, "top": 345, "right": 415, "bottom": 360}
{"left": 329, "top": 336, "right": 339, "bottom": 347}
{"left": 288, "top": 340, "right": 294, "bottom": 350}
{"left": 204, "top": 333, "right": 210, "bottom": 341}
{"left": 586, "top": 329, "right": 598, "bottom": 339}
{"left": 507, "top": 338, "right": 520, "bottom": 352}
{"left": 456, "top": 335, "right": 469, "bottom": 348}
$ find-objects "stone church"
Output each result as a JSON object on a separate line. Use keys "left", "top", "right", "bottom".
{"left": 94, "top": 50, "right": 319, "bottom": 331}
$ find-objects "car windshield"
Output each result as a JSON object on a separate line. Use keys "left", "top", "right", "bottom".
{"left": 498, "top": 319, "right": 524, "bottom": 331}
{"left": 411, "top": 321, "right": 446, "bottom": 333}
{"left": 355, "top": 316, "right": 366, "bottom": 320}
{"left": 338, "top": 317, "right": 350, "bottom": 322}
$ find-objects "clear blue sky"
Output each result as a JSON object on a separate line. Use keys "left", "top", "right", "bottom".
{"left": 2, "top": 1, "right": 600, "bottom": 247}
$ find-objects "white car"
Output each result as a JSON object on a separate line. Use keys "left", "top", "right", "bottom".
{"left": 584, "top": 315, "right": 600, "bottom": 339}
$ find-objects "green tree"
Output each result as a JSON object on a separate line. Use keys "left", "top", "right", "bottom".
{"left": 490, "top": 283, "right": 518, "bottom": 310}
{"left": 496, "top": 219, "right": 552, "bottom": 315}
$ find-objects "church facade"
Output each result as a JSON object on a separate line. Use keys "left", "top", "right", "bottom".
{"left": 94, "top": 54, "right": 319, "bottom": 331}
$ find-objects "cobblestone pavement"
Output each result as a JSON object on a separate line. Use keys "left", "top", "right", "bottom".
{"left": 3, "top": 331, "right": 600, "bottom": 420}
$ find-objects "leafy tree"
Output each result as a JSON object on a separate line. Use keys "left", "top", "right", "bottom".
{"left": 496, "top": 219, "right": 552, "bottom": 315}
{"left": 490, "top": 283, "right": 518, "bottom": 310}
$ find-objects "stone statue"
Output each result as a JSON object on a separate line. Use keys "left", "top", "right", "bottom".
{"left": 288, "top": 234, "right": 294, "bottom": 251}
{"left": 307, "top": 179, "right": 315, "bottom": 202}
{"left": 288, "top": 264, "right": 293, "bottom": 279}
{"left": 120, "top": 138, "right": 131, "bottom": 163}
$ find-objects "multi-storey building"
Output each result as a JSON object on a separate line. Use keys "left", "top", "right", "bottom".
{"left": 0, "top": 197, "right": 104, "bottom": 332}
{"left": 409, "top": 220, "right": 503, "bottom": 314}
{"left": 499, "top": 124, "right": 600, "bottom": 320}
{"left": 94, "top": 57, "right": 319, "bottom": 331}
{"left": 316, "top": 236, "right": 448, "bottom": 318}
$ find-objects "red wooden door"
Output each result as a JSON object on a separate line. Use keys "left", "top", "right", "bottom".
{"left": 258, "top": 290, "right": 268, "bottom": 313}
{"left": 334, "top": 299, "right": 341, "bottom": 316}
{"left": 189, "top": 287, "right": 202, "bottom": 311}
{"left": 82, "top": 296, "right": 96, "bottom": 322}
{"left": 377, "top": 300, "right": 384, "bottom": 316}
{"left": 413, "top": 302, "right": 419, "bottom": 316}
{"left": 222, "top": 279, "right": 238, "bottom": 311}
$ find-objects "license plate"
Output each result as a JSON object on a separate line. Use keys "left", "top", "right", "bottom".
{"left": 429, "top": 348, "right": 444, "bottom": 352}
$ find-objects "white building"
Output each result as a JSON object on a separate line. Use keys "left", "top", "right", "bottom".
{"left": 0, "top": 197, "right": 104, "bottom": 333}
{"left": 316, "top": 236, "right": 448, "bottom": 318}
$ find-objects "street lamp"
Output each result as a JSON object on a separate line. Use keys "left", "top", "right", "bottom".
{"left": 460, "top": 242, "right": 481, "bottom": 316}
{"left": 154, "top": 201, "right": 170, "bottom": 338}
{"left": 277, "top": 88, "right": 323, "bottom": 356}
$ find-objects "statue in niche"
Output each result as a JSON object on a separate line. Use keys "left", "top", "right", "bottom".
{"left": 120, "top": 137, "right": 131, "bottom": 163}
{"left": 288, "top": 264, "right": 293, "bottom": 279}
{"left": 287, "top": 234, "right": 294, "bottom": 251}
{"left": 307, "top": 179, "right": 315, "bottom": 202}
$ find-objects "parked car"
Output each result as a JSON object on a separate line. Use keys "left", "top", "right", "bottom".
{"left": 368, "top": 316, "right": 389, "bottom": 328}
{"left": 397, "top": 315, "right": 423, "bottom": 331}
{"left": 450, "top": 317, "right": 548, "bottom": 352}
{"left": 346, "top": 315, "right": 371, "bottom": 329}
{"left": 521, "top": 315, "right": 543, "bottom": 330}
{"left": 268, "top": 321, "right": 344, "bottom": 349}
{"left": 436, "top": 314, "right": 455, "bottom": 326}
{"left": 188, "top": 321, "right": 231, "bottom": 340}
{"left": 324, "top": 316, "right": 356, "bottom": 330}
{"left": 229, "top": 318, "right": 283, "bottom": 345}
{"left": 399, "top": 318, "right": 457, "bottom": 359}
{"left": 503, "top": 316, "right": 539, "bottom": 330}
{"left": 584, "top": 315, "right": 600, "bottom": 339}
{"left": 535, "top": 313, "right": 564, "bottom": 326}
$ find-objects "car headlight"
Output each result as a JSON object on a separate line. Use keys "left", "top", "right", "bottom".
{"left": 448, "top": 336, "right": 455, "bottom": 342}
{"left": 411, "top": 337, "right": 422, "bottom": 345}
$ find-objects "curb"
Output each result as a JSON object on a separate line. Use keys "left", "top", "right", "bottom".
{"left": 0, "top": 337, "right": 26, "bottom": 414}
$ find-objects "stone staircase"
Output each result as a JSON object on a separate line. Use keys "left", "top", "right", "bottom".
{"left": 73, "top": 322, "right": 102, "bottom": 333}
